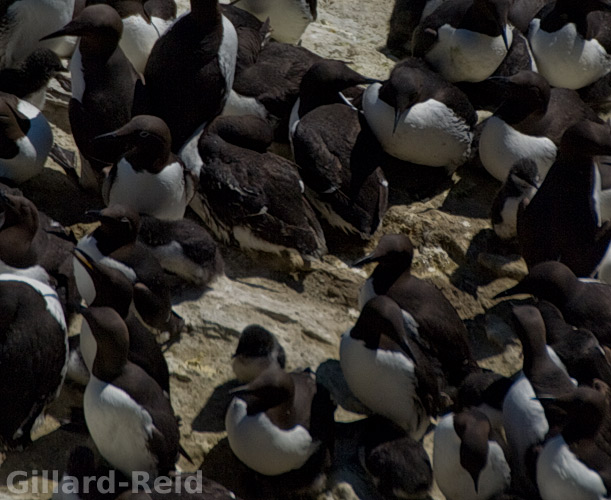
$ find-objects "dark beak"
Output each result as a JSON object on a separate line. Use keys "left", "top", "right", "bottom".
{"left": 493, "top": 283, "right": 527, "bottom": 300}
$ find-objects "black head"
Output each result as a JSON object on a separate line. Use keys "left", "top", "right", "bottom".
{"left": 494, "top": 261, "right": 578, "bottom": 304}
{"left": 81, "top": 305, "right": 130, "bottom": 381}
{"left": 73, "top": 248, "right": 134, "bottom": 317}
{"left": 87, "top": 204, "right": 141, "bottom": 242}
{"left": 490, "top": 71, "right": 551, "bottom": 115}
{"left": 351, "top": 295, "right": 417, "bottom": 359}
{"left": 508, "top": 159, "right": 541, "bottom": 190}
{"left": 233, "top": 325, "right": 286, "bottom": 367}
{"left": 41, "top": 4, "right": 123, "bottom": 44}
{"left": 353, "top": 233, "right": 414, "bottom": 268}
{"left": 92, "top": 115, "right": 173, "bottom": 171}
{"left": 300, "top": 59, "right": 379, "bottom": 94}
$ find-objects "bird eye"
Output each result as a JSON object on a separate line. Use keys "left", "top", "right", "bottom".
{"left": 139, "top": 131, "right": 150, "bottom": 138}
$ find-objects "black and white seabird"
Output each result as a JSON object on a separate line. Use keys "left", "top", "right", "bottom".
{"left": 223, "top": 40, "right": 321, "bottom": 142}
{"left": 495, "top": 261, "right": 611, "bottom": 347}
{"left": 537, "top": 300, "right": 611, "bottom": 386}
{"left": 138, "top": 214, "right": 224, "bottom": 289}
{"left": 231, "top": 0, "right": 316, "bottom": 44}
{"left": 340, "top": 295, "right": 442, "bottom": 440}
{"left": 502, "top": 305, "right": 576, "bottom": 498}
{"left": 536, "top": 382, "right": 611, "bottom": 500}
{"left": 136, "top": 0, "right": 238, "bottom": 152}
{"left": 291, "top": 60, "right": 389, "bottom": 239}
{"left": 192, "top": 114, "right": 327, "bottom": 259}
{"left": 82, "top": 305, "right": 180, "bottom": 478}
{"left": 412, "top": 0, "right": 513, "bottom": 83}
{"left": 479, "top": 71, "right": 597, "bottom": 182}
{"left": 0, "top": 274, "right": 67, "bottom": 450}
{"left": 516, "top": 120, "right": 611, "bottom": 278}
{"left": 232, "top": 324, "right": 286, "bottom": 383}
{"left": 354, "top": 234, "right": 480, "bottom": 389}
{"left": 0, "top": 191, "right": 78, "bottom": 315}
{"left": 433, "top": 407, "right": 511, "bottom": 500}
{"left": 75, "top": 204, "right": 184, "bottom": 338}
{"left": 0, "top": 91, "right": 53, "bottom": 183}
{"left": 0, "top": 0, "right": 75, "bottom": 69}
{"left": 362, "top": 57, "right": 476, "bottom": 170}
{"left": 225, "top": 364, "right": 336, "bottom": 476}
{"left": 92, "top": 115, "right": 197, "bottom": 221}
{"left": 491, "top": 159, "right": 541, "bottom": 241}
{"left": 0, "top": 48, "right": 66, "bottom": 110}
{"left": 41, "top": 4, "right": 140, "bottom": 189}
{"left": 86, "top": 0, "right": 177, "bottom": 74}
{"left": 529, "top": 0, "right": 611, "bottom": 90}
{"left": 73, "top": 248, "right": 170, "bottom": 394}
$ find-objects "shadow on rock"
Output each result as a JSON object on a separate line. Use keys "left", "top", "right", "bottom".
{"left": 192, "top": 379, "right": 241, "bottom": 433}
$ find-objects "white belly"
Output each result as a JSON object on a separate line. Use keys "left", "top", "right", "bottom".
{"left": 363, "top": 83, "right": 473, "bottom": 168}
{"left": 537, "top": 435, "right": 608, "bottom": 500}
{"left": 434, "top": 413, "right": 511, "bottom": 500}
{"left": 479, "top": 116, "right": 557, "bottom": 182}
{"left": 0, "top": 100, "right": 53, "bottom": 183}
{"left": 225, "top": 397, "right": 319, "bottom": 476}
{"left": 339, "top": 331, "right": 429, "bottom": 439}
{"left": 120, "top": 16, "right": 162, "bottom": 74}
{"left": 529, "top": 19, "right": 611, "bottom": 90}
{"left": 106, "top": 159, "right": 190, "bottom": 220}
{"left": 425, "top": 24, "right": 512, "bottom": 83}
{"left": 84, "top": 376, "right": 158, "bottom": 477}
{"left": 502, "top": 375, "right": 549, "bottom": 474}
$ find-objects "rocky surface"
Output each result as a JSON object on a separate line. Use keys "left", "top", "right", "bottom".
{"left": 0, "top": 1, "right": 530, "bottom": 499}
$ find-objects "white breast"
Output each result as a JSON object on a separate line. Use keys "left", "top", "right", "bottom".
{"left": 479, "top": 115, "right": 557, "bottom": 182}
{"left": 225, "top": 397, "right": 319, "bottom": 476}
{"left": 73, "top": 235, "right": 138, "bottom": 301}
{"left": 106, "top": 159, "right": 189, "bottom": 220}
{"left": 120, "top": 15, "right": 161, "bottom": 74}
{"left": 219, "top": 16, "right": 238, "bottom": 102}
{"left": 537, "top": 435, "right": 608, "bottom": 500}
{"left": 529, "top": 19, "right": 611, "bottom": 90}
{"left": 434, "top": 413, "right": 511, "bottom": 500}
{"left": 425, "top": 24, "right": 513, "bottom": 83}
{"left": 0, "top": 100, "right": 53, "bottom": 183}
{"left": 221, "top": 89, "right": 268, "bottom": 119}
{"left": 339, "top": 330, "right": 429, "bottom": 439}
{"left": 363, "top": 83, "right": 473, "bottom": 168}
{"left": 84, "top": 375, "right": 158, "bottom": 477}
{"left": 69, "top": 43, "right": 86, "bottom": 103}
{"left": 79, "top": 319, "right": 96, "bottom": 374}
{"left": 493, "top": 184, "right": 538, "bottom": 240}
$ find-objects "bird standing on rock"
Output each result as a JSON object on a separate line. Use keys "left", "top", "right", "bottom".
{"left": 362, "top": 57, "right": 476, "bottom": 170}
{"left": 41, "top": 4, "right": 141, "bottom": 190}
{"left": 93, "top": 115, "right": 197, "bottom": 221}
{"left": 136, "top": 0, "right": 238, "bottom": 152}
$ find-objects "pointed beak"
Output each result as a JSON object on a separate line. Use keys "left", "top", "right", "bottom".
{"left": 40, "top": 27, "right": 70, "bottom": 42}
{"left": 73, "top": 247, "right": 95, "bottom": 272}
{"left": 352, "top": 252, "right": 377, "bottom": 267}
